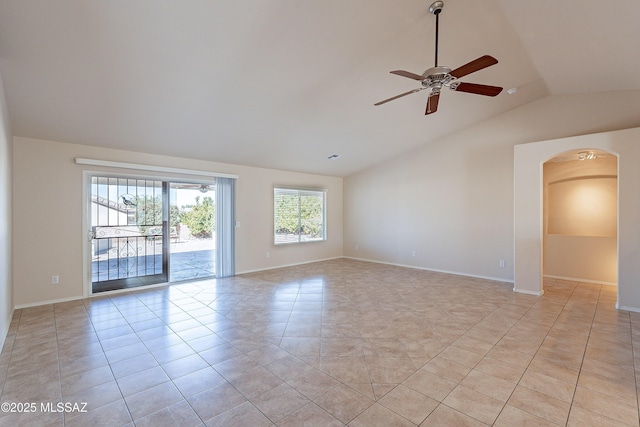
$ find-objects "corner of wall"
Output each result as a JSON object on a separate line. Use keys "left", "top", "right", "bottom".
{"left": 0, "top": 72, "right": 14, "bottom": 352}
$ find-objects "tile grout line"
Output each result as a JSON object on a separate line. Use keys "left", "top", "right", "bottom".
{"left": 628, "top": 300, "right": 640, "bottom": 426}
{"left": 455, "top": 279, "right": 580, "bottom": 426}
{"left": 560, "top": 281, "right": 600, "bottom": 427}
{"left": 380, "top": 280, "right": 545, "bottom": 426}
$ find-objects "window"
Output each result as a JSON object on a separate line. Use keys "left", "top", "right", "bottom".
{"left": 274, "top": 187, "right": 326, "bottom": 244}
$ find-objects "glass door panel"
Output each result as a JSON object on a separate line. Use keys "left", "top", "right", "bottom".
{"left": 91, "top": 177, "right": 168, "bottom": 293}
{"left": 169, "top": 183, "right": 216, "bottom": 282}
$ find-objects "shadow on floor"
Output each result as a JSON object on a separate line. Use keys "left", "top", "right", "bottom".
{"left": 92, "top": 249, "right": 215, "bottom": 293}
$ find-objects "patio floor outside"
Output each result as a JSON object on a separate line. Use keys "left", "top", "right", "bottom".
{"left": 92, "top": 238, "right": 215, "bottom": 293}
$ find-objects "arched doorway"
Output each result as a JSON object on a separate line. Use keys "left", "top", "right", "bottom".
{"left": 513, "top": 126, "right": 640, "bottom": 312}
{"left": 542, "top": 149, "right": 618, "bottom": 289}
{"left": 513, "top": 128, "right": 640, "bottom": 312}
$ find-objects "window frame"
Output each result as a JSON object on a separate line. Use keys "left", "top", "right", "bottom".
{"left": 273, "top": 186, "right": 327, "bottom": 245}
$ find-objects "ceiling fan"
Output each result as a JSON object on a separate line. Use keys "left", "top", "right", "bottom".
{"left": 174, "top": 183, "right": 214, "bottom": 193}
{"left": 375, "top": 1, "right": 503, "bottom": 115}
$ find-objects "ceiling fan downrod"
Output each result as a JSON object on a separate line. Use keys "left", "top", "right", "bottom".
{"left": 429, "top": 1, "right": 444, "bottom": 67}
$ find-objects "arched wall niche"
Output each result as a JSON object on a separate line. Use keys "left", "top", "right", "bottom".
{"left": 514, "top": 127, "right": 640, "bottom": 311}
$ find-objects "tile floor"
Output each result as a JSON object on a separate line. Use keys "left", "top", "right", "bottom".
{"left": 1, "top": 258, "right": 639, "bottom": 426}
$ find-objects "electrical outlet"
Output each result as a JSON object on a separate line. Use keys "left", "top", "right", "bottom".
{"left": 355, "top": 244, "right": 359, "bottom": 250}
{"left": 411, "top": 250, "right": 416, "bottom": 257}
{"left": 499, "top": 260, "right": 506, "bottom": 268}
{"left": 51, "top": 275, "right": 59, "bottom": 285}
{"left": 266, "top": 252, "right": 270, "bottom": 258}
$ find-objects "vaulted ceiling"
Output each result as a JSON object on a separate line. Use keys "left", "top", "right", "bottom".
{"left": 1, "top": 0, "right": 638, "bottom": 176}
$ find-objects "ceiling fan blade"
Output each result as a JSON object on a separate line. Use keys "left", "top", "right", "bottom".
{"left": 450, "top": 55, "right": 498, "bottom": 79}
{"left": 452, "top": 82, "right": 503, "bottom": 97}
{"left": 374, "top": 88, "right": 425, "bottom": 106}
{"left": 390, "top": 70, "right": 425, "bottom": 81}
{"left": 425, "top": 93, "right": 440, "bottom": 115}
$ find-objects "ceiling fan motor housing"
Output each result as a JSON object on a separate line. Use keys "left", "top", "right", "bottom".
{"left": 421, "top": 66, "right": 454, "bottom": 92}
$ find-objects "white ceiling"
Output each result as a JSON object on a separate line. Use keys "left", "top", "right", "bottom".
{"left": 1, "top": 0, "right": 638, "bottom": 177}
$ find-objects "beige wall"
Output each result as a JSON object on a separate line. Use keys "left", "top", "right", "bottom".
{"left": 0, "top": 74, "right": 13, "bottom": 350}
{"left": 344, "top": 90, "right": 640, "bottom": 284}
{"left": 546, "top": 177, "right": 617, "bottom": 236}
{"left": 12, "top": 137, "right": 343, "bottom": 307}
{"left": 515, "top": 127, "right": 640, "bottom": 310}
{"left": 543, "top": 157, "right": 617, "bottom": 284}
{"left": 543, "top": 235, "right": 617, "bottom": 284}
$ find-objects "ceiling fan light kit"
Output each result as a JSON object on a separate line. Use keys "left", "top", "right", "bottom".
{"left": 375, "top": 1, "right": 504, "bottom": 115}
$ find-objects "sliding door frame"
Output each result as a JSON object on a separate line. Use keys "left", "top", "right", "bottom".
{"left": 81, "top": 170, "right": 219, "bottom": 297}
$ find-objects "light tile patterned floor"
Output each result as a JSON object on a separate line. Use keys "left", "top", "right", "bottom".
{"left": 0, "top": 259, "right": 638, "bottom": 426}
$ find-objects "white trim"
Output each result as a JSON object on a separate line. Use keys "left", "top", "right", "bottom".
{"left": 236, "top": 257, "right": 343, "bottom": 275}
{"left": 543, "top": 274, "right": 617, "bottom": 287}
{"left": 342, "top": 256, "right": 515, "bottom": 284}
{"left": 616, "top": 303, "right": 640, "bottom": 313}
{"left": 75, "top": 158, "right": 239, "bottom": 179}
{"left": 82, "top": 171, "right": 91, "bottom": 298}
{"left": 14, "top": 295, "right": 85, "bottom": 310}
{"left": 273, "top": 187, "right": 327, "bottom": 246}
{"left": 513, "top": 287, "right": 544, "bottom": 296}
{"left": 273, "top": 185, "right": 328, "bottom": 192}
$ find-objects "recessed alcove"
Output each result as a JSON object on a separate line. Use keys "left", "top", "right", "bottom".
{"left": 543, "top": 151, "right": 617, "bottom": 284}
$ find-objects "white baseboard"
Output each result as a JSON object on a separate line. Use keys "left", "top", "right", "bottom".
{"left": 236, "top": 257, "right": 343, "bottom": 276}
{"left": 14, "top": 295, "right": 85, "bottom": 310}
{"left": 616, "top": 303, "right": 640, "bottom": 313}
{"left": 512, "top": 287, "right": 544, "bottom": 296}
{"left": 543, "top": 274, "right": 617, "bottom": 287}
{"left": 343, "top": 256, "right": 514, "bottom": 284}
